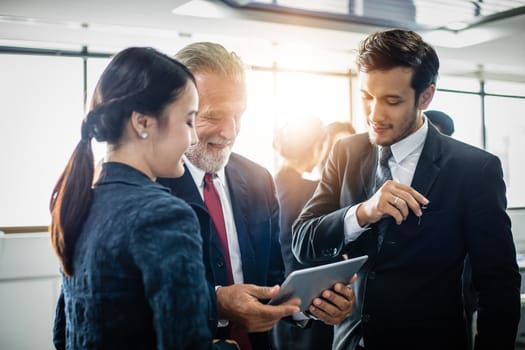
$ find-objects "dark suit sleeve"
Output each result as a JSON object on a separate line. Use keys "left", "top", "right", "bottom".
{"left": 130, "top": 197, "right": 216, "bottom": 350}
{"left": 267, "top": 174, "right": 286, "bottom": 286}
{"left": 292, "top": 141, "right": 351, "bottom": 264}
{"left": 466, "top": 155, "right": 521, "bottom": 349}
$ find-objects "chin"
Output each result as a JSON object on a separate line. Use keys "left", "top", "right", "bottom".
{"left": 172, "top": 165, "right": 185, "bottom": 178}
{"left": 186, "top": 145, "right": 231, "bottom": 173}
{"left": 369, "top": 132, "right": 392, "bottom": 147}
{"left": 368, "top": 132, "right": 380, "bottom": 146}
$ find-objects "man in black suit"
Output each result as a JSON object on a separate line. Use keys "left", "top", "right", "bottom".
{"left": 159, "top": 42, "right": 355, "bottom": 350}
{"left": 292, "top": 29, "right": 521, "bottom": 350}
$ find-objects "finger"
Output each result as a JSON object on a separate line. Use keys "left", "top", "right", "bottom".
{"left": 385, "top": 200, "right": 405, "bottom": 225}
{"left": 310, "top": 296, "right": 339, "bottom": 318}
{"left": 259, "top": 299, "right": 301, "bottom": 320}
{"left": 320, "top": 287, "right": 353, "bottom": 313}
{"left": 308, "top": 298, "right": 346, "bottom": 325}
{"left": 407, "top": 188, "right": 429, "bottom": 213}
{"left": 333, "top": 283, "right": 355, "bottom": 300}
{"left": 250, "top": 284, "right": 280, "bottom": 299}
{"left": 391, "top": 194, "right": 409, "bottom": 221}
{"left": 377, "top": 192, "right": 403, "bottom": 224}
{"left": 245, "top": 301, "right": 301, "bottom": 332}
{"left": 392, "top": 186, "right": 428, "bottom": 218}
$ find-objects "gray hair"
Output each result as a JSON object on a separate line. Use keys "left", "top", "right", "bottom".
{"left": 175, "top": 42, "right": 245, "bottom": 82}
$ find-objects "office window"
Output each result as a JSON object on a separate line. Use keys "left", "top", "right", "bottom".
{"left": 275, "top": 71, "right": 350, "bottom": 127}
{"left": 428, "top": 90, "right": 482, "bottom": 148}
{"left": 235, "top": 69, "right": 351, "bottom": 174}
{"left": 485, "top": 80, "right": 525, "bottom": 96}
{"left": 233, "top": 69, "right": 276, "bottom": 172}
{"left": 0, "top": 54, "right": 84, "bottom": 227}
{"left": 485, "top": 95, "right": 525, "bottom": 208}
{"left": 437, "top": 76, "right": 480, "bottom": 93}
{"left": 86, "top": 57, "right": 112, "bottom": 162}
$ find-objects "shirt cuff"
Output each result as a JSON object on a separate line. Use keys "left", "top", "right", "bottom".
{"left": 343, "top": 204, "right": 370, "bottom": 244}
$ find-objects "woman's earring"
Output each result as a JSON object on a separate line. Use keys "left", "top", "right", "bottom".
{"left": 140, "top": 131, "right": 148, "bottom": 139}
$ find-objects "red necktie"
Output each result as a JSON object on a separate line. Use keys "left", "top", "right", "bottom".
{"left": 203, "top": 173, "right": 234, "bottom": 285}
{"left": 203, "top": 173, "right": 252, "bottom": 350}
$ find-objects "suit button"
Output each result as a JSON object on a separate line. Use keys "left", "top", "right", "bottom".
{"left": 368, "top": 271, "right": 376, "bottom": 280}
{"left": 362, "top": 314, "right": 371, "bottom": 323}
{"left": 216, "top": 259, "right": 224, "bottom": 268}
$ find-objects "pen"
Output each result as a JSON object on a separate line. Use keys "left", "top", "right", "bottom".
{"left": 418, "top": 205, "right": 428, "bottom": 226}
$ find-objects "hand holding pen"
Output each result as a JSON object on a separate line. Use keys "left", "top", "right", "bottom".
{"left": 356, "top": 179, "right": 430, "bottom": 227}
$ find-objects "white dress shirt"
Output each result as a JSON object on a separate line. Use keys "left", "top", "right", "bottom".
{"left": 343, "top": 117, "right": 429, "bottom": 243}
{"left": 184, "top": 156, "right": 244, "bottom": 284}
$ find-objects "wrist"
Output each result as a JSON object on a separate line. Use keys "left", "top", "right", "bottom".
{"left": 215, "top": 286, "right": 230, "bottom": 327}
{"left": 356, "top": 204, "right": 368, "bottom": 227}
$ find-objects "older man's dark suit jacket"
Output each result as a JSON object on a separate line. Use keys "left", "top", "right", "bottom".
{"left": 292, "top": 124, "right": 521, "bottom": 350}
{"left": 158, "top": 152, "right": 284, "bottom": 350}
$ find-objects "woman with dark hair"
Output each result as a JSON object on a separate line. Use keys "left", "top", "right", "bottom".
{"left": 50, "top": 47, "right": 232, "bottom": 349}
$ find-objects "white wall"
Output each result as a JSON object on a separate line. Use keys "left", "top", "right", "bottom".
{"left": 0, "top": 232, "right": 61, "bottom": 350}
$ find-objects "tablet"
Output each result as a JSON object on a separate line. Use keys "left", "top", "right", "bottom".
{"left": 269, "top": 255, "right": 368, "bottom": 311}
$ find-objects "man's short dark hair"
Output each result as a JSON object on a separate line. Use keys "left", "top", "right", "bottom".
{"left": 356, "top": 29, "right": 440, "bottom": 102}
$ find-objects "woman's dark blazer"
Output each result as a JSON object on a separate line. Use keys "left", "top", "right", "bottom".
{"left": 53, "top": 162, "right": 217, "bottom": 350}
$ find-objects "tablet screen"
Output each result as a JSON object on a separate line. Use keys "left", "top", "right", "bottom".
{"left": 269, "top": 255, "right": 368, "bottom": 311}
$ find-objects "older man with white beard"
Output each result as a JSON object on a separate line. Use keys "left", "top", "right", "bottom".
{"left": 158, "top": 42, "right": 356, "bottom": 350}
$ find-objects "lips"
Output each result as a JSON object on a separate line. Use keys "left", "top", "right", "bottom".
{"left": 371, "top": 124, "right": 390, "bottom": 134}
{"left": 208, "top": 143, "right": 228, "bottom": 150}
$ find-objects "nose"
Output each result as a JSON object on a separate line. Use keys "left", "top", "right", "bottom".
{"left": 190, "top": 126, "right": 198, "bottom": 146}
{"left": 219, "top": 117, "right": 239, "bottom": 141}
{"left": 368, "top": 100, "right": 385, "bottom": 124}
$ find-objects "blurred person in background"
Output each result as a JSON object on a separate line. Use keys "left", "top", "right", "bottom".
{"left": 425, "top": 110, "right": 454, "bottom": 136}
{"left": 272, "top": 116, "right": 342, "bottom": 349}
{"left": 319, "top": 121, "right": 356, "bottom": 171}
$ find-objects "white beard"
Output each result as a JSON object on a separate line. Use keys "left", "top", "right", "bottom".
{"left": 185, "top": 142, "right": 232, "bottom": 173}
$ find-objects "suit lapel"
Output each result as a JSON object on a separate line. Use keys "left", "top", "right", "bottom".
{"left": 158, "top": 167, "right": 218, "bottom": 282}
{"left": 225, "top": 157, "right": 257, "bottom": 283}
{"left": 167, "top": 166, "right": 204, "bottom": 207}
{"left": 371, "top": 125, "right": 443, "bottom": 254}
{"left": 377, "top": 124, "right": 443, "bottom": 256}
{"left": 410, "top": 123, "right": 443, "bottom": 197}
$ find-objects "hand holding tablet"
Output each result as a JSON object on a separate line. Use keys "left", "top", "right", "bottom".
{"left": 269, "top": 255, "right": 368, "bottom": 311}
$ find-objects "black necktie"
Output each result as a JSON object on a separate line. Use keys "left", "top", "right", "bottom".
{"left": 375, "top": 146, "right": 393, "bottom": 191}
{"left": 375, "top": 146, "right": 393, "bottom": 250}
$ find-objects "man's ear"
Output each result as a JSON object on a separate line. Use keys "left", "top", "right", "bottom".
{"left": 418, "top": 84, "right": 435, "bottom": 110}
{"left": 130, "top": 111, "right": 150, "bottom": 139}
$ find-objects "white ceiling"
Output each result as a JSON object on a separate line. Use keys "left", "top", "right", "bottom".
{"left": 1, "top": 0, "right": 524, "bottom": 81}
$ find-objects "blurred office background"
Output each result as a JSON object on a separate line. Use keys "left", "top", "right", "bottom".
{"left": 1, "top": 1, "right": 525, "bottom": 348}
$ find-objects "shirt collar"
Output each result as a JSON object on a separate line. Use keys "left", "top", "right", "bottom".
{"left": 183, "top": 155, "right": 227, "bottom": 187}
{"left": 390, "top": 116, "right": 428, "bottom": 163}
